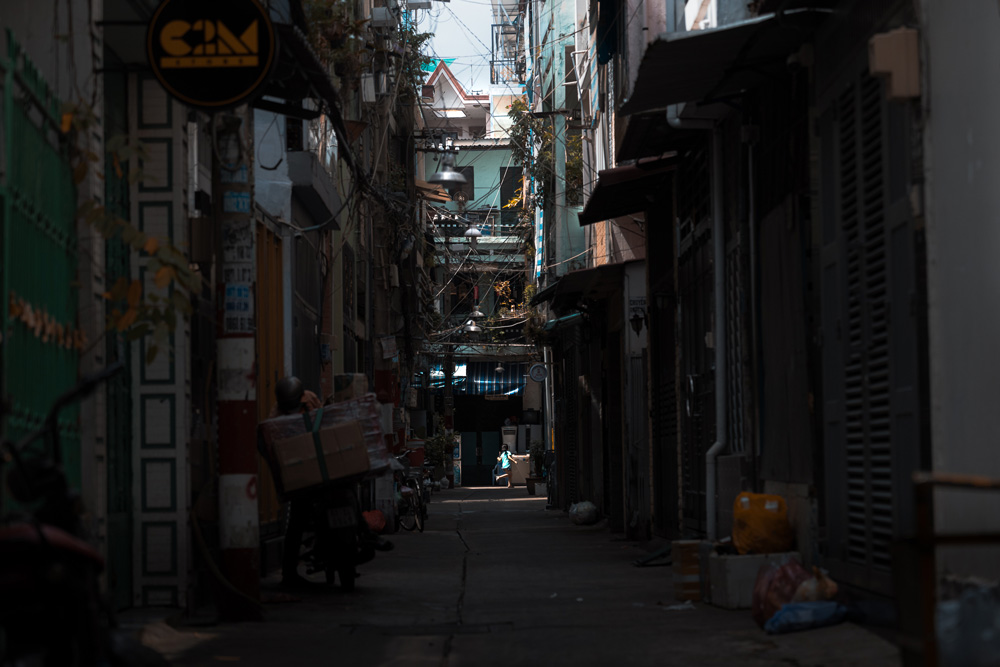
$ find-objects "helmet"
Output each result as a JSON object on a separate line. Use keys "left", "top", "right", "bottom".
{"left": 275, "top": 376, "right": 305, "bottom": 414}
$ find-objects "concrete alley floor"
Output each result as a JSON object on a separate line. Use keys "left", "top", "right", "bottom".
{"left": 140, "top": 486, "right": 902, "bottom": 666}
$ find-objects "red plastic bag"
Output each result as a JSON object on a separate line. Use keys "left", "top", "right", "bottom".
{"left": 751, "top": 557, "right": 813, "bottom": 628}
{"left": 362, "top": 510, "right": 387, "bottom": 534}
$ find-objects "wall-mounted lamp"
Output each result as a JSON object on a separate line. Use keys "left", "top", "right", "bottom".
{"left": 629, "top": 308, "right": 646, "bottom": 336}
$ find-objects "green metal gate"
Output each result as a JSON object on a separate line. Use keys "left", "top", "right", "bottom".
{"left": 1, "top": 30, "right": 80, "bottom": 503}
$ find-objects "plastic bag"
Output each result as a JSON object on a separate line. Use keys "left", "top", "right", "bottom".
{"left": 362, "top": 510, "right": 386, "bottom": 534}
{"left": 752, "top": 556, "right": 813, "bottom": 628}
{"left": 569, "top": 501, "right": 599, "bottom": 525}
{"left": 764, "top": 601, "right": 847, "bottom": 634}
{"left": 793, "top": 568, "right": 838, "bottom": 602}
{"left": 732, "top": 492, "right": 795, "bottom": 555}
{"left": 937, "top": 586, "right": 1000, "bottom": 666}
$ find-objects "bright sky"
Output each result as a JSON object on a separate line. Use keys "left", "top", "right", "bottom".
{"left": 413, "top": 0, "right": 494, "bottom": 94}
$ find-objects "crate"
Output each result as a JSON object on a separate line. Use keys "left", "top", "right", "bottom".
{"left": 672, "top": 540, "right": 702, "bottom": 602}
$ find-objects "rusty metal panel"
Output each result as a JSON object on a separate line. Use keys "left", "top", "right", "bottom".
{"left": 256, "top": 223, "right": 284, "bottom": 530}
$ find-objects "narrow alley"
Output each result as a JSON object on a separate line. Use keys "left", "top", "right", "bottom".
{"left": 138, "top": 487, "right": 899, "bottom": 666}
{"left": 4, "top": 1, "right": 1000, "bottom": 665}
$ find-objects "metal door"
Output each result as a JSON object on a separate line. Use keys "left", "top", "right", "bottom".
{"left": 1, "top": 36, "right": 80, "bottom": 505}
{"left": 678, "top": 228, "right": 715, "bottom": 534}
{"left": 819, "top": 70, "right": 922, "bottom": 594}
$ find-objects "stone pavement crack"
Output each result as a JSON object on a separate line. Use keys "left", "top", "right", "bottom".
{"left": 443, "top": 500, "right": 471, "bottom": 666}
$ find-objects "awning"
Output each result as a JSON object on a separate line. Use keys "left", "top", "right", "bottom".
{"left": 529, "top": 280, "right": 560, "bottom": 307}
{"left": 577, "top": 154, "right": 676, "bottom": 225}
{"left": 539, "top": 263, "right": 626, "bottom": 312}
{"left": 423, "top": 362, "right": 527, "bottom": 396}
{"left": 620, "top": 8, "right": 831, "bottom": 116}
{"left": 465, "top": 362, "right": 527, "bottom": 397}
{"left": 543, "top": 312, "right": 585, "bottom": 332}
{"left": 616, "top": 110, "right": 704, "bottom": 162}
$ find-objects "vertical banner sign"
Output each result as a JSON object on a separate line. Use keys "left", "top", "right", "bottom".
{"left": 147, "top": 0, "right": 276, "bottom": 110}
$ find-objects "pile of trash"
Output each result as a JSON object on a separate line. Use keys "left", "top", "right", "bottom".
{"left": 569, "top": 501, "right": 599, "bottom": 525}
{"left": 732, "top": 492, "right": 845, "bottom": 635}
{"left": 752, "top": 556, "right": 844, "bottom": 634}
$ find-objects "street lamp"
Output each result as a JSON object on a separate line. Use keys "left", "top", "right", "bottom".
{"left": 464, "top": 319, "right": 482, "bottom": 334}
{"left": 429, "top": 142, "right": 466, "bottom": 197}
{"left": 470, "top": 305, "right": 485, "bottom": 318}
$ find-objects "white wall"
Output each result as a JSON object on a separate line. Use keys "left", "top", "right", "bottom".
{"left": 921, "top": 0, "right": 1000, "bottom": 580}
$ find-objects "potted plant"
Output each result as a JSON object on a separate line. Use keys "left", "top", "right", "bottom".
{"left": 529, "top": 440, "right": 545, "bottom": 477}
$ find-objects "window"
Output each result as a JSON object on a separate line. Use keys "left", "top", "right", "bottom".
{"left": 456, "top": 166, "right": 475, "bottom": 203}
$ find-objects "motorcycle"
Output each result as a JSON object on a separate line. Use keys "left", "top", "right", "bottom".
{"left": 296, "top": 484, "right": 368, "bottom": 591}
{"left": 0, "top": 363, "right": 167, "bottom": 666}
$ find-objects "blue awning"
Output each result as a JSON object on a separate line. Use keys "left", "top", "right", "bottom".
{"left": 421, "top": 362, "right": 526, "bottom": 396}
{"left": 465, "top": 362, "right": 526, "bottom": 396}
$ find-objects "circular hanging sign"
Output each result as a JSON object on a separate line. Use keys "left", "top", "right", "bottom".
{"left": 147, "top": 0, "right": 276, "bottom": 110}
{"left": 529, "top": 363, "right": 548, "bottom": 382}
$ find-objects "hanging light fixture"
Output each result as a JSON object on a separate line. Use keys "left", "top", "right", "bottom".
{"left": 463, "top": 224, "right": 482, "bottom": 238}
{"left": 495, "top": 363, "right": 505, "bottom": 374}
{"left": 429, "top": 141, "right": 466, "bottom": 196}
{"left": 464, "top": 319, "right": 482, "bottom": 334}
{"left": 470, "top": 304, "right": 485, "bottom": 318}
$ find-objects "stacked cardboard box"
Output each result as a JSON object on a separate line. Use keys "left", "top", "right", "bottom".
{"left": 272, "top": 420, "right": 370, "bottom": 493}
{"left": 258, "top": 393, "right": 390, "bottom": 496}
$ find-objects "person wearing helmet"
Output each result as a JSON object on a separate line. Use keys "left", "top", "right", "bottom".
{"left": 269, "top": 375, "right": 321, "bottom": 419}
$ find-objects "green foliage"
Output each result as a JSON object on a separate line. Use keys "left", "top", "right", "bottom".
{"left": 506, "top": 98, "right": 584, "bottom": 210}
{"left": 423, "top": 415, "right": 453, "bottom": 467}
{"left": 63, "top": 101, "right": 198, "bottom": 363}
{"left": 395, "top": 24, "right": 435, "bottom": 102}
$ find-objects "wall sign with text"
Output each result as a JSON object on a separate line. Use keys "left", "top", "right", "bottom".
{"left": 147, "top": 0, "right": 276, "bottom": 109}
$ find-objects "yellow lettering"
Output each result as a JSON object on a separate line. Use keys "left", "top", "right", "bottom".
{"left": 160, "top": 20, "right": 191, "bottom": 57}
{"left": 239, "top": 21, "right": 258, "bottom": 53}
{"left": 217, "top": 21, "right": 250, "bottom": 54}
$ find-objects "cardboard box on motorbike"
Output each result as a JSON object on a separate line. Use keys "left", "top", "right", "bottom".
{"left": 258, "top": 393, "right": 391, "bottom": 497}
{"left": 274, "top": 420, "right": 370, "bottom": 493}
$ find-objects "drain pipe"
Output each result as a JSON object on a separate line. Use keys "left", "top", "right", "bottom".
{"left": 705, "top": 128, "right": 727, "bottom": 540}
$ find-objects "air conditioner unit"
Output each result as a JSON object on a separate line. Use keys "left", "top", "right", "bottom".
{"left": 361, "top": 74, "right": 376, "bottom": 103}
{"left": 409, "top": 0, "right": 432, "bottom": 8}
{"left": 371, "top": 7, "right": 394, "bottom": 27}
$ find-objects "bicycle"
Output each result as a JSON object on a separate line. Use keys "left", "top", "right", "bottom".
{"left": 393, "top": 452, "right": 424, "bottom": 533}
{"left": 0, "top": 363, "right": 168, "bottom": 666}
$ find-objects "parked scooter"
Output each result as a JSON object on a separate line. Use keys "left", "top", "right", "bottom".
{"left": 0, "top": 364, "right": 167, "bottom": 666}
{"left": 295, "top": 483, "right": 390, "bottom": 591}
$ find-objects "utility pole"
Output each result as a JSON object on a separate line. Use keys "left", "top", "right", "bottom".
{"left": 213, "top": 109, "right": 260, "bottom": 618}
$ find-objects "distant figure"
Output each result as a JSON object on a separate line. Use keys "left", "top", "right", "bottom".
{"left": 496, "top": 444, "right": 513, "bottom": 489}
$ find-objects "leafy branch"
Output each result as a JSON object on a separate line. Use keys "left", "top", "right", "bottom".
{"left": 63, "top": 101, "right": 199, "bottom": 363}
